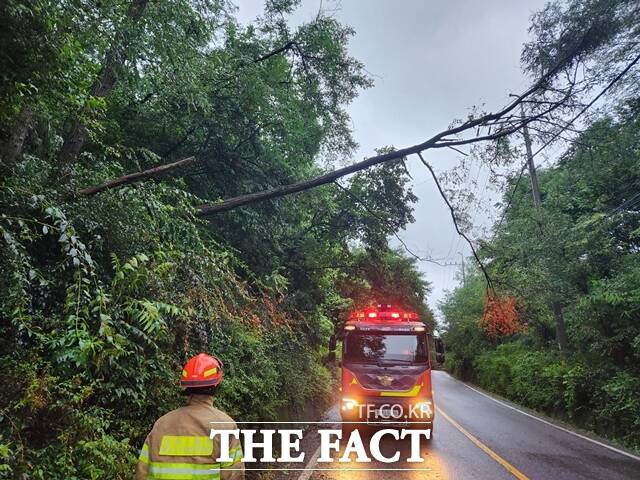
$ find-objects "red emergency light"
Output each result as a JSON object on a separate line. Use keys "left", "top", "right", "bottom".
{"left": 348, "top": 307, "right": 419, "bottom": 321}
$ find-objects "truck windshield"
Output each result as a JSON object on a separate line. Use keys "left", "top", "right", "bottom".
{"left": 343, "top": 333, "right": 428, "bottom": 364}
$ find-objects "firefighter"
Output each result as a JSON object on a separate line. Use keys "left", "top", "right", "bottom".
{"left": 135, "top": 353, "right": 244, "bottom": 479}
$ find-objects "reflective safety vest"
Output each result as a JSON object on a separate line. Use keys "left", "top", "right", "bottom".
{"left": 136, "top": 395, "right": 244, "bottom": 480}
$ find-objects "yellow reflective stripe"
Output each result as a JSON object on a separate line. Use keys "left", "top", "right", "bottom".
{"left": 203, "top": 367, "right": 218, "bottom": 377}
{"left": 233, "top": 446, "right": 243, "bottom": 461}
{"left": 149, "top": 461, "right": 220, "bottom": 479}
{"left": 380, "top": 384, "right": 421, "bottom": 397}
{"left": 159, "top": 436, "right": 214, "bottom": 456}
{"left": 220, "top": 446, "right": 243, "bottom": 468}
{"left": 138, "top": 443, "right": 150, "bottom": 464}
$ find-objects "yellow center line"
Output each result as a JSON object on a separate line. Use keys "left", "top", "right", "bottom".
{"left": 436, "top": 406, "right": 529, "bottom": 480}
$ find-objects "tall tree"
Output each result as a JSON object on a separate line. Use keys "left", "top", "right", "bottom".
{"left": 57, "top": 0, "right": 150, "bottom": 164}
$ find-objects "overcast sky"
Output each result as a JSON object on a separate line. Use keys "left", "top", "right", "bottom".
{"left": 236, "top": 0, "right": 549, "bottom": 322}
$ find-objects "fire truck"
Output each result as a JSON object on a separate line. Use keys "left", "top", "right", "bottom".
{"left": 328, "top": 304, "right": 443, "bottom": 435}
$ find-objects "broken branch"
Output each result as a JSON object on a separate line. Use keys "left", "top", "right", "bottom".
{"left": 78, "top": 156, "right": 195, "bottom": 196}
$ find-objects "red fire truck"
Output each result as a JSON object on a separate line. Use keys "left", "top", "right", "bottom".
{"left": 330, "top": 304, "right": 442, "bottom": 435}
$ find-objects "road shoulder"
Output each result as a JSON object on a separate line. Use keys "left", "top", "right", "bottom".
{"left": 438, "top": 371, "right": 640, "bottom": 461}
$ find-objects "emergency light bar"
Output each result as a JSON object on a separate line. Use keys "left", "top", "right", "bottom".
{"left": 347, "top": 307, "right": 420, "bottom": 321}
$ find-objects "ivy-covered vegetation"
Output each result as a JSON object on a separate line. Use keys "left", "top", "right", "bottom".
{"left": 0, "top": 1, "right": 433, "bottom": 477}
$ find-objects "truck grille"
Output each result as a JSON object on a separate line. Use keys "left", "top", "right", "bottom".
{"left": 357, "top": 373, "right": 418, "bottom": 390}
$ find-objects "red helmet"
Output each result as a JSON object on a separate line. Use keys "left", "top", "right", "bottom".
{"left": 180, "top": 353, "right": 224, "bottom": 388}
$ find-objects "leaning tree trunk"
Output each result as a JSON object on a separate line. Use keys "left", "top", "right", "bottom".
{"left": 551, "top": 301, "right": 569, "bottom": 356}
{"left": 0, "top": 108, "right": 33, "bottom": 179}
{"left": 57, "top": 0, "right": 148, "bottom": 165}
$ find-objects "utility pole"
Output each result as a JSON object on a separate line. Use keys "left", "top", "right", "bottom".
{"left": 520, "top": 107, "right": 568, "bottom": 356}
{"left": 521, "top": 105, "right": 542, "bottom": 207}
{"left": 458, "top": 252, "right": 465, "bottom": 285}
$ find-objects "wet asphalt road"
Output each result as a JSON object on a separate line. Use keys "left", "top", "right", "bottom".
{"left": 300, "top": 371, "right": 640, "bottom": 480}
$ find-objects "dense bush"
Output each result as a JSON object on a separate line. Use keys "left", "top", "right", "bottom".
{"left": 0, "top": 163, "right": 339, "bottom": 477}
{"left": 468, "top": 345, "right": 640, "bottom": 449}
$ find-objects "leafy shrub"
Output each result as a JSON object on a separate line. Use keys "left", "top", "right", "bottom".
{"left": 509, "top": 351, "right": 568, "bottom": 413}
{"left": 476, "top": 343, "right": 569, "bottom": 413}
{"left": 467, "top": 343, "right": 640, "bottom": 450}
{"left": 594, "top": 372, "right": 640, "bottom": 448}
{"left": 0, "top": 165, "right": 338, "bottom": 477}
{"left": 562, "top": 362, "right": 599, "bottom": 422}
{"left": 475, "top": 343, "right": 520, "bottom": 396}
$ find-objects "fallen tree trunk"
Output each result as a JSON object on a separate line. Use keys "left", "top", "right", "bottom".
{"left": 78, "top": 156, "right": 195, "bottom": 196}
{"left": 195, "top": 47, "right": 583, "bottom": 216}
{"left": 195, "top": 120, "right": 527, "bottom": 216}
{"left": 197, "top": 144, "right": 434, "bottom": 216}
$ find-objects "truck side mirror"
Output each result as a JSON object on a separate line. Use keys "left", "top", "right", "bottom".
{"left": 434, "top": 337, "right": 445, "bottom": 364}
{"left": 328, "top": 334, "right": 337, "bottom": 352}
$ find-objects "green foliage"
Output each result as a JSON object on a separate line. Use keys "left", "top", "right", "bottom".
{"left": 521, "top": 0, "right": 640, "bottom": 113}
{"left": 0, "top": 158, "right": 353, "bottom": 476}
{"left": 339, "top": 247, "right": 434, "bottom": 328}
{"left": 522, "top": 0, "right": 637, "bottom": 73}
{"left": 442, "top": 108, "right": 640, "bottom": 450}
{"left": 476, "top": 344, "right": 569, "bottom": 413}
{"left": 596, "top": 372, "right": 640, "bottom": 444}
{"left": 439, "top": 273, "right": 489, "bottom": 379}
{"left": 0, "top": 1, "right": 430, "bottom": 477}
{"left": 470, "top": 345, "right": 640, "bottom": 449}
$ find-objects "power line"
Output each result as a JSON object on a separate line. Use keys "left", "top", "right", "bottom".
{"left": 600, "top": 197, "right": 640, "bottom": 224}
{"left": 608, "top": 191, "right": 640, "bottom": 216}
{"left": 494, "top": 52, "right": 640, "bottom": 233}
{"left": 532, "top": 52, "right": 640, "bottom": 159}
{"left": 418, "top": 152, "right": 494, "bottom": 291}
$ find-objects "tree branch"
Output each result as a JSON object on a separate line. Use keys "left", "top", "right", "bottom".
{"left": 417, "top": 152, "right": 493, "bottom": 291}
{"left": 78, "top": 156, "right": 195, "bottom": 196}
{"left": 254, "top": 41, "right": 295, "bottom": 63}
{"left": 195, "top": 49, "right": 587, "bottom": 216}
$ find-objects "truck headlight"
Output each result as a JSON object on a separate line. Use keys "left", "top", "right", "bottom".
{"left": 341, "top": 398, "right": 358, "bottom": 411}
{"left": 413, "top": 400, "right": 433, "bottom": 418}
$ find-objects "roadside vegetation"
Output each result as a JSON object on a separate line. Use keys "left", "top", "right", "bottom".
{"left": 441, "top": 0, "right": 640, "bottom": 452}
{"left": 442, "top": 111, "right": 640, "bottom": 451}
{"left": 0, "top": 1, "right": 431, "bottom": 477}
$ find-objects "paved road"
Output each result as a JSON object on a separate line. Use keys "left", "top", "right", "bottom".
{"left": 299, "top": 371, "right": 639, "bottom": 480}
